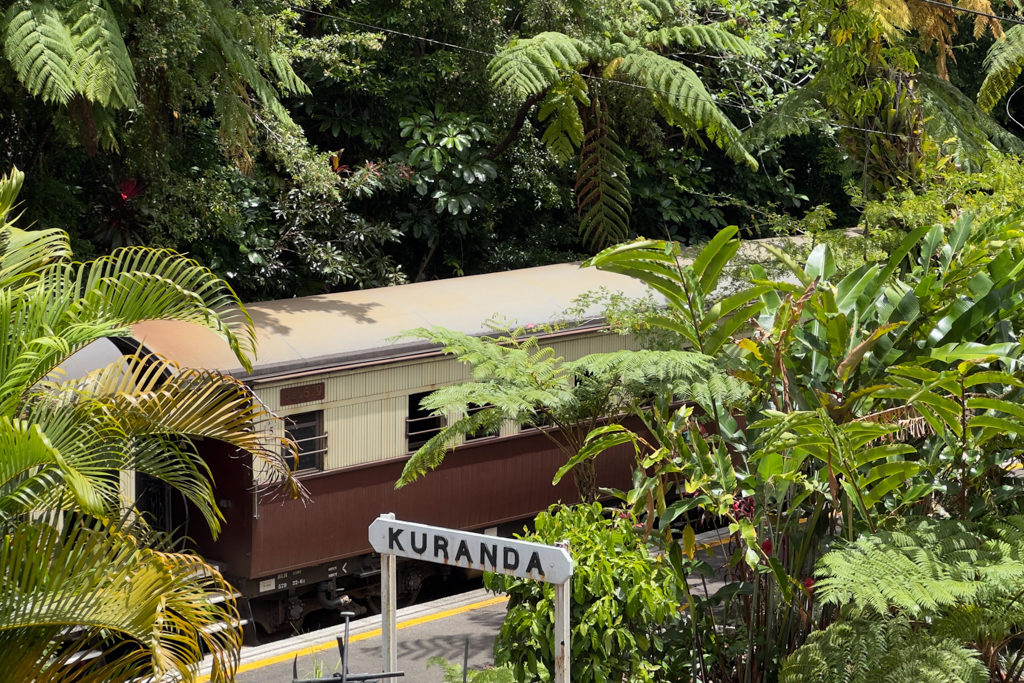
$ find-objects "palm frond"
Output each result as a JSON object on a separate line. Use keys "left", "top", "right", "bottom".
{"left": 0, "top": 516, "right": 241, "bottom": 683}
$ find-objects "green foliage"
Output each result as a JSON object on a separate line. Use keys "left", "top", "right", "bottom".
{"left": 576, "top": 111, "right": 631, "bottom": 248}
{"left": 0, "top": 168, "right": 300, "bottom": 681}
{"left": 815, "top": 517, "right": 1024, "bottom": 617}
{"left": 586, "top": 226, "right": 766, "bottom": 356}
{"left": 487, "top": 1, "right": 761, "bottom": 249}
{"left": 395, "top": 321, "right": 722, "bottom": 499}
{"left": 780, "top": 615, "right": 987, "bottom": 683}
{"left": 858, "top": 154, "right": 1024, "bottom": 237}
{"left": 2, "top": 0, "right": 135, "bottom": 109}
{"left": 979, "top": 24, "right": 1024, "bottom": 113}
{"left": 426, "top": 656, "right": 516, "bottom": 682}
{"left": 485, "top": 503, "right": 682, "bottom": 683}
{"left": 796, "top": 517, "right": 1024, "bottom": 681}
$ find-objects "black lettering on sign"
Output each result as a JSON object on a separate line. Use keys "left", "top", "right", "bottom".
{"left": 411, "top": 532, "right": 427, "bottom": 554}
{"left": 388, "top": 528, "right": 404, "bottom": 552}
{"left": 455, "top": 540, "right": 472, "bottom": 563}
{"left": 480, "top": 542, "right": 497, "bottom": 568}
{"left": 434, "top": 535, "right": 449, "bottom": 561}
{"left": 525, "top": 552, "right": 544, "bottom": 576}
{"left": 503, "top": 547, "right": 519, "bottom": 570}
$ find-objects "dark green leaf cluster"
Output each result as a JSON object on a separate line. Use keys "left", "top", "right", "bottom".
{"left": 485, "top": 503, "right": 682, "bottom": 683}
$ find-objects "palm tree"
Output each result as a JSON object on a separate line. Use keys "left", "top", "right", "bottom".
{"left": 0, "top": 166, "right": 300, "bottom": 681}
{"left": 487, "top": 0, "right": 762, "bottom": 250}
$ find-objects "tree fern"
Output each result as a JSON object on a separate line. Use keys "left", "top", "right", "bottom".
{"left": 394, "top": 324, "right": 730, "bottom": 498}
{"left": 918, "top": 71, "right": 1024, "bottom": 171}
{"left": 618, "top": 50, "right": 757, "bottom": 169}
{"left": 644, "top": 23, "right": 764, "bottom": 60}
{"left": 815, "top": 517, "right": 1024, "bottom": 617}
{"left": 2, "top": 0, "right": 77, "bottom": 104}
{"left": 538, "top": 76, "right": 589, "bottom": 162}
{"left": 488, "top": 32, "right": 586, "bottom": 99}
{"left": 576, "top": 112, "right": 631, "bottom": 249}
{"left": 979, "top": 24, "right": 1024, "bottom": 113}
{"left": 487, "top": 9, "right": 758, "bottom": 249}
{"left": 780, "top": 615, "right": 987, "bottom": 683}
{"left": 67, "top": 0, "right": 135, "bottom": 108}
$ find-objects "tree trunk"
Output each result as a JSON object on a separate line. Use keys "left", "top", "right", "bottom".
{"left": 573, "top": 460, "right": 598, "bottom": 503}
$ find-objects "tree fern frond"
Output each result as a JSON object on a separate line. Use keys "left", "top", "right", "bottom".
{"left": 568, "top": 349, "right": 712, "bottom": 383}
{"left": 644, "top": 24, "right": 764, "bottom": 60}
{"left": 918, "top": 72, "right": 1024, "bottom": 170}
{"left": 397, "top": 406, "right": 506, "bottom": 487}
{"left": 815, "top": 517, "right": 1024, "bottom": 617}
{"left": 67, "top": 0, "right": 136, "bottom": 108}
{"left": 488, "top": 32, "right": 586, "bottom": 99}
{"left": 742, "top": 80, "right": 827, "bottom": 148}
{"left": 618, "top": 50, "right": 757, "bottom": 169}
{"left": 269, "top": 51, "right": 310, "bottom": 96}
{"left": 780, "top": 615, "right": 987, "bottom": 683}
{"left": 636, "top": 0, "right": 673, "bottom": 22}
{"left": 979, "top": 24, "right": 1024, "bottom": 112}
{"left": 576, "top": 114, "right": 631, "bottom": 250}
{"left": 2, "top": 0, "right": 76, "bottom": 104}
{"left": 538, "top": 75, "right": 588, "bottom": 161}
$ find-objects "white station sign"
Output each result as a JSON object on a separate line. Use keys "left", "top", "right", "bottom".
{"left": 368, "top": 517, "right": 573, "bottom": 585}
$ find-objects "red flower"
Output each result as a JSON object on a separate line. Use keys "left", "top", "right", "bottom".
{"left": 761, "top": 539, "right": 772, "bottom": 555}
{"left": 117, "top": 178, "right": 143, "bottom": 202}
{"left": 803, "top": 578, "right": 815, "bottom": 594}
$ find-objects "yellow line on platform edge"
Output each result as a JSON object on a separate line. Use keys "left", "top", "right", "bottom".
{"left": 197, "top": 595, "right": 510, "bottom": 682}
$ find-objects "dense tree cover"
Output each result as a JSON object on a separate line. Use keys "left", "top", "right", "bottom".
{"left": 408, "top": 204, "right": 1024, "bottom": 681}
{"left": 0, "top": 0, "right": 881, "bottom": 298}
{"left": 7, "top": 0, "right": 1024, "bottom": 300}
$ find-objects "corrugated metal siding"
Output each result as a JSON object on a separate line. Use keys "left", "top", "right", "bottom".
{"left": 255, "top": 330, "right": 642, "bottom": 472}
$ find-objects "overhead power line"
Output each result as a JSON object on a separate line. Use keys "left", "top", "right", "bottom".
{"left": 286, "top": 3, "right": 1022, "bottom": 144}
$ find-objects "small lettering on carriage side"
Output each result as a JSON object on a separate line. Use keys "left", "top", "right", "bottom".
{"left": 280, "top": 383, "right": 325, "bottom": 406}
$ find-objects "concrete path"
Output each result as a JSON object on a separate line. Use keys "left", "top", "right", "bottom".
{"left": 198, "top": 589, "right": 508, "bottom": 683}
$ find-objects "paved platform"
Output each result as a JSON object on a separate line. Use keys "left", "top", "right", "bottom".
{"left": 196, "top": 525, "right": 735, "bottom": 683}
{"left": 198, "top": 589, "right": 508, "bottom": 683}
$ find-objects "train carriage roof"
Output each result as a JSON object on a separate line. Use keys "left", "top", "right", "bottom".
{"left": 130, "top": 262, "right": 656, "bottom": 382}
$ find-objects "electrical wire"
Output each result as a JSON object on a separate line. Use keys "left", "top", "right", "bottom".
{"left": 913, "top": 0, "right": 1024, "bottom": 27}
{"left": 287, "top": 2, "right": 1024, "bottom": 144}
{"left": 290, "top": 5, "right": 915, "bottom": 142}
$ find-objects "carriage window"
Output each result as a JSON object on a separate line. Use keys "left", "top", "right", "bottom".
{"left": 407, "top": 392, "right": 445, "bottom": 451}
{"left": 520, "top": 408, "right": 555, "bottom": 432}
{"left": 284, "top": 411, "right": 326, "bottom": 472}
{"left": 465, "top": 403, "right": 499, "bottom": 441}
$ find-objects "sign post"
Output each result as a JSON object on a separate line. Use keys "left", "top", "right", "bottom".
{"left": 369, "top": 515, "right": 574, "bottom": 683}
{"left": 379, "top": 513, "right": 398, "bottom": 673}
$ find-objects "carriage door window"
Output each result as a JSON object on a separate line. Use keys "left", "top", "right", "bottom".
{"left": 407, "top": 392, "right": 444, "bottom": 451}
{"left": 465, "top": 403, "right": 499, "bottom": 441}
{"left": 284, "top": 411, "right": 326, "bottom": 472}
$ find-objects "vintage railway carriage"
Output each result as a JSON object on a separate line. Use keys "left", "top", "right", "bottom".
{"left": 127, "top": 263, "right": 650, "bottom": 633}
